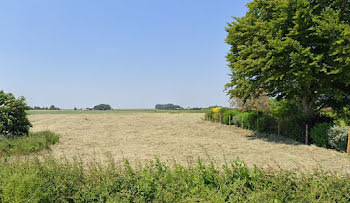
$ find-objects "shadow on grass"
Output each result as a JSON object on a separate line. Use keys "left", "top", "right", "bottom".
{"left": 245, "top": 131, "right": 304, "bottom": 146}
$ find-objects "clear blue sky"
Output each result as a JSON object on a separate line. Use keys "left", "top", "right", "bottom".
{"left": 1, "top": 0, "right": 250, "bottom": 109}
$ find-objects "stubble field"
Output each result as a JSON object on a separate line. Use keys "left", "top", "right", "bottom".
{"left": 29, "top": 112, "right": 350, "bottom": 174}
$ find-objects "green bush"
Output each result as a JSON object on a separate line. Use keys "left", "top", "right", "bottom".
{"left": 237, "top": 112, "right": 259, "bottom": 130}
{"left": 0, "top": 157, "right": 349, "bottom": 202}
{"left": 280, "top": 119, "right": 304, "bottom": 141}
{"left": 231, "top": 115, "right": 241, "bottom": 126}
{"left": 310, "top": 123, "right": 333, "bottom": 148}
{"left": 0, "top": 90, "right": 32, "bottom": 138}
{"left": 328, "top": 126, "right": 349, "bottom": 152}
{"left": 256, "top": 114, "right": 277, "bottom": 133}
{"left": 0, "top": 131, "right": 59, "bottom": 157}
{"left": 222, "top": 109, "right": 241, "bottom": 125}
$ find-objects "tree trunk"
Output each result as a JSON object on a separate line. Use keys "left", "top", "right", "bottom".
{"left": 302, "top": 97, "right": 315, "bottom": 120}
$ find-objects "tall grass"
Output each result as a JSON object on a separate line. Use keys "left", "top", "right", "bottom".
{"left": 0, "top": 157, "right": 349, "bottom": 202}
{"left": 0, "top": 131, "right": 59, "bottom": 157}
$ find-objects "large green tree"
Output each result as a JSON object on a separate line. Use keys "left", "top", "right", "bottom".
{"left": 225, "top": 0, "right": 350, "bottom": 120}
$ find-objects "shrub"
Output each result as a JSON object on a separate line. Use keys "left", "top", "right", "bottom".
{"left": 0, "top": 131, "right": 59, "bottom": 157}
{"left": 0, "top": 90, "right": 32, "bottom": 137}
{"left": 230, "top": 114, "right": 241, "bottom": 126}
{"left": 0, "top": 158, "right": 349, "bottom": 202}
{"left": 310, "top": 123, "right": 333, "bottom": 148}
{"left": 223, "top": 109, "right": 241, "bottom": 125}
{"left": 236, "top": 112, "right": 259, "bottom": 130}
{"left": 205, "top": 107, "right": 230, "bottom": 123}
{"left": 280, "top": 119, "right": 304, "bottom": 141}
{"left": 328, "top": 126, "right": 349, "bottom": 152}
{"left": 256, "top": 114, "right": 277, "bottom": 133}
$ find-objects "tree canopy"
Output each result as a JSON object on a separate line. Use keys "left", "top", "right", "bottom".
{"left": 0, "top": 90, "right": 31, "bottom": 137}
{"left": 93, "top": 104, "right": 112, "bottom": 110}
{"left": 225, "top": 0, "right": 350, "bottom": 120}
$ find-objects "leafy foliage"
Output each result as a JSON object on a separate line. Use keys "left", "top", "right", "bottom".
{"left": 310, "top": 123, "right": 333, "bottom": 148}
{"left": 222, "top": 109, "right": 241, "bottom": 125}
{"left": 0, "top": 157, "right": 349, "bottom": 202}
{"left": 225, "top": 0, "right": 350, "bottom": 120}
{"left": 327, "top": 126, "right": 349, "bottom": 152}
{"left": 0, "top": 90, "right": 31, "bottom": 137}
{"left": 231, "top": 93, "right": 271, "bottom": 112}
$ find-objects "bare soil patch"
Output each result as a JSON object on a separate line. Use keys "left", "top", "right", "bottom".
{"left": 29, "top": 113, "right": 350, "bottom": 173}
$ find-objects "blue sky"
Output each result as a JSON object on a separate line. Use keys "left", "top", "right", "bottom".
{"left": 0, "top": 0, "right": 250, "bottom": 109}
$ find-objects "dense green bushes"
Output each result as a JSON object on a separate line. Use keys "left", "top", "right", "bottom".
{"left": 0, "top": 131, "right": 59, "bottom": 157}
{"left": 310, "top": 123, "right": 333, "bottom": 148}
{"left": 310, "top": 124, "right": 349, "bottom": 152}
{"left": 205, "top": 107, "right": 349, "bottom": 152}
{"left": 328, "top": 126, "right": 349, "bottom": 152}
{"left": 0, "top": 157, "right": 349, "bottom": 202}
{"left": 0, "top": 90, "right": 32, "bottom": 138}
{"left": 222, "top": 109, "right": 240, "bottom": 125}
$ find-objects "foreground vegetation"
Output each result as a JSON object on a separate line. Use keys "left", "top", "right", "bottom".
{"left": 206, "top": 106, "right": 349, "bottom": 152}
{"left": 0, "top": 157, "right": 349, "bottom": 202}
{"left": 0, "top": 131, "right": 59, "bottom": 157}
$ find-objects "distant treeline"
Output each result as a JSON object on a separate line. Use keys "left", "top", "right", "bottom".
{"left": 30, "top": 105, "right": 60, "bottom": 110}
{"left": 155, "top": 104, "right": 206, "bottom": 110}
{"left": 155, "top": 104, "right": 183, "bottom": 110}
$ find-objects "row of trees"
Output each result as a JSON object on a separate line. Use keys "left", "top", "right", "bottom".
{"left": 155, "top": 104, "right": 183, "bottom": 110}
{"left": 225, "top": 0, "right": 350, "bottom": 127}
{"left": 31, "top": 105, "right": 61, "bottom": 110}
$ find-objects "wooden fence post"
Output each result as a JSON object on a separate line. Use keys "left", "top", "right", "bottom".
{"left": 305, "top": 124, "right": 309, "bottom": 145}
{"left": 347, "top": 128, "right": 350, "bottom": 154}
{"left": 229, "top": 115, "right": 231, "bottom": 125}
{"left": 278, "top": 121, "right": 281, "bottom": 136}
{"left": 241, "top": 117, "right": 244, "bottom": 129}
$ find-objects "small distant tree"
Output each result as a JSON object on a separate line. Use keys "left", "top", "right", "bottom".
{"left": 74, "top": 107, "right": 77, "bottom": 110}
{"left": 0, "top": 90, "right": 32, "bottom": 137}
{"left": 93, "top": 104, "right": 112, "bottom": 110}
{"left": 49, "top": 105, "right": 60, "bottom": 110}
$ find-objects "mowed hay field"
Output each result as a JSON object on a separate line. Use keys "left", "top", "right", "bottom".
{"left": 29, "top": 112, "right": 350, "bottom": 174}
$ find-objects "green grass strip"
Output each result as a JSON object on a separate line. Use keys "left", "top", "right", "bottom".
{"left": 0, "top": 131, "right": 59, "bottom": 157}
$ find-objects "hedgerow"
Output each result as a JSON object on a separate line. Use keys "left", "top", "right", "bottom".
{"left": 0, "top": 157, "right": 349, "bottom": 202}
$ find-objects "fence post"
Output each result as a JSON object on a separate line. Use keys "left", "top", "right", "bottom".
{"left": 305, "top": 124, "right": 309, "bottom": 145}
{"left": 241, "top": 117, "right": 244, "bottom": 129}
{"left": 229, "top": 115, "right": 231, "bottom": 125}
{"left": 278, "top": 121, "right": 281, "bottom": 136}
{"left": 220, "top": 114, "right": 222, "bottom": 123}
{"left": 347, "top": 128, "right": 350, "bottom": 154}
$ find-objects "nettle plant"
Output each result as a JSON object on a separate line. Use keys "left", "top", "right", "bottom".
{"left": 0, "top": 90, "right": 31, "bottom": 138}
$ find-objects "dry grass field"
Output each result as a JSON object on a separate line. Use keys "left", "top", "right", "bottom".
{"left": 29, "top": 112, "right": 350, "bottom": 174}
